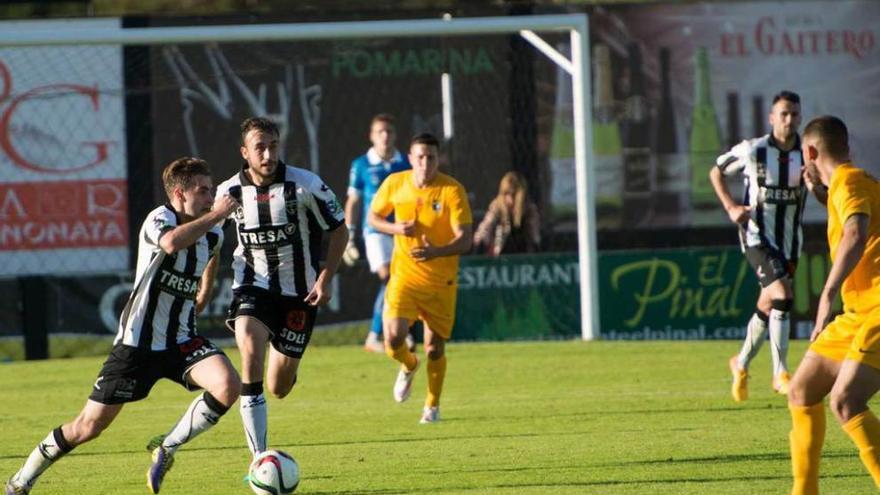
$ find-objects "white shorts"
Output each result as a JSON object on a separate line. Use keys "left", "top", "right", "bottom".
{"left": 364, "top": 231, "right": 393, "bottom": 273}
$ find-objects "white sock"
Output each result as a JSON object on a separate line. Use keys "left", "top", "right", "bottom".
{"left": 769, "top": 309, "right": 790, "bottom": 375}
{"left": 240, "top": 385, "right": 267, "bottom": 457}
{"left": 13, "top": 427, "right": 73, "bottom": 487}
{"left": 161, "top": 392, "right": 229, "bottom": 454}
{"left": 736, "top": 313, "right": 768, "bottom": 370}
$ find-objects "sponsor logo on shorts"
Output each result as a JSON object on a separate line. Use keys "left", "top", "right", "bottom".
{"left": 112, "top": 378, "right": 137, "bottom": 399}
{"left": 286, "top": 310, "right": 307, "bottom": 331}
{"left": 181, "top": 338, "right": 217, "bottom": 363}
{"left": 279, "top": 327, "right": 308, "bottom": 345}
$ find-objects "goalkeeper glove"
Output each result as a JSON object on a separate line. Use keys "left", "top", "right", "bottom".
{"left": 342, "top": 225, "right": 360, "bottom": 266}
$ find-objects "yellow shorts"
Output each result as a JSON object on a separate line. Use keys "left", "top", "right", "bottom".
{"left": 384, "top": 279, "right": 457, "bottom": 339}
{"left": 810, "top": 308, "right": 880, "bottom": 371}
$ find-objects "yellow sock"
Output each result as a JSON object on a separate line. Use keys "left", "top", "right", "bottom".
{"left": 842, "top": 410, "right": 880, "bottom": 488}
{"left": 385, "top": 342, "right": 417, "bottom": 371}
{"left": 425, "top": 355, "right": 447, "bottom": 408}
{"left": 789, "top": 403, "right": 825, "bottom": 495}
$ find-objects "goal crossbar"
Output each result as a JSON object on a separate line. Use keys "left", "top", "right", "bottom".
{"left": 0, "top": 13, "right": 599, "bottom": 341}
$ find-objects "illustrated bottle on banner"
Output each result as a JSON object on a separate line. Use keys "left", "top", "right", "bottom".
{"left": 653, "top": 47, "right": 688, "bottom": 225}
{"left": 725, "top": 91, "right": 744, "bottom": 200}
{"left": 688, "top": 47, "right": 722, "bottom": 210}
{"left": 752, "top": 95, "right": 766, "bottom": 137}
{"left": 726, "top": 92, "right": 741, "bottom": 149}
{"left": 549, "top": 42, "right": 577, "bottom": 220}
{"left": 621, "top": 42, "right": 653, "bottom": 226}
{"left": 592, "top": 43, "right": 623, "bottom": 228}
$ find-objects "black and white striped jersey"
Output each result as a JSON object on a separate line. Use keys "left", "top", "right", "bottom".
{"left": 716, "top": 134, "right": 807, "bottom": 261}
{"left": 215, "top": 162, "right": 345, "bottom": 297}
{"left": 115, "top": 204, "right": 223, "bottom": 350}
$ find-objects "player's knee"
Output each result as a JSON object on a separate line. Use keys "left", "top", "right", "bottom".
{"left": 771, "top": 299, "right": 793, "bottom": 312}
{"left": 786, "top": 378, "right": 810, "bottom": 407}
{"left": 214, "top": 376, "right": 241, "bottom": 407}
{"left": 268, "top": 374, "right": 297, "bottom": 399}
{"left": 385, "top": 330, "right": 407, "bottom": 349}
{"left": 425, "top": 344, "right": 445, "bottom": 361}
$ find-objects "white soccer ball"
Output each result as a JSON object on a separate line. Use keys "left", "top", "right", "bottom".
{"left": 248, "top": 449, "right": 300, "bottom": 494}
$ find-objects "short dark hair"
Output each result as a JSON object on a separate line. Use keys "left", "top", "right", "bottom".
{"left": 240, "top": 117, "right": 280, "bottom": 144}
{"left": 410, "top": 133, "right": 440, "bottom": 150}
{"left": 803, "top": 115, "right": 849, "bottom": 159}
{"left": 371, "top": 113, "right": 395, "bottom": 128}
{"left": 162, "top": 157, "right": 211, "bottom": 199}
{"left": 772, "top": 90, "right": 801, "bottom": 106}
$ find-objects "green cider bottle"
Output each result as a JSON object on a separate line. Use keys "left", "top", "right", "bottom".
{"left": 592, "top": 44, "right": 623, "bottom": 228}
{"left": 689, "top": 47, "right": 722, "bottom": 208}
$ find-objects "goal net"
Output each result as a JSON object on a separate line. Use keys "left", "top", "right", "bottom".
{"left": 0, "top": 15, "right": 596, "bottom": 348}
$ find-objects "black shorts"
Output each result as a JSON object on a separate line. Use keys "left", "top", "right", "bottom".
{"left": 226, "top": 287, "right": 317, "bottom": 359}
{"left": 88, "top": 337, "right": 225, "bottom": 405}
{"left": 744, "top": 246, "right": 796, "bottom": 288}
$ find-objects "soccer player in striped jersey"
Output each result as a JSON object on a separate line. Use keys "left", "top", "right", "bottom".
{"left": 710, "top": 90, "right": 827, "bottom": 402}
{"left": 788, "top": 116, "right": 880, "bottom": 493}
{"left": 5, "top": 158, "right": 242, "bottom": 495}
{"left": 216, "top": 117, "right": 348, "bottom": 460}
{"left": 342, "top": 113, "right": 412, "bottom": 353}
{"left": 368, "top": 133, "right": 473, "bottom": 424}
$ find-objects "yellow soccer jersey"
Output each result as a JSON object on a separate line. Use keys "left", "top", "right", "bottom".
{"left": 371, "top": 170, "right": 472, "bottom": 287}
{"left": 828, "top": 163, "right": 880, "bottom": 313}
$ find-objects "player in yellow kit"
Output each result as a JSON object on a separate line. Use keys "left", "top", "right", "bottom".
{"left": 788, "top": 116, "right": 880, "bottom": 494}
{"left": 367, "top": 133, "right": 472, "bottom": 424}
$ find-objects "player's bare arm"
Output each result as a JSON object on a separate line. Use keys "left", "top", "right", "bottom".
{"left": 367, "top": 210, "right": 416, "bottom": 237}
{"left": 305, "top": 224, "right": 349, "bottom": 306}
{"left": 812, "top": 213, "right": 868, "bottom": 341}
{"left": 196, "top": 255, "right": 219, "bottom": 314}
{"left": 410, "top": 224, "right": 473, "bottom": 262}
{"left": 159, "top": 195, "right": 238, "bottom": 254}
{"left": 344, "top": 194, "right": 363, "bottom": 230}
{"left": 709, "top": 165, "right": 751, "bottom": 225}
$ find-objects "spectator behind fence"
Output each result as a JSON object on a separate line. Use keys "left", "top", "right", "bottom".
{"left": 473, "top": 171, "right": 540, "bottom": 256}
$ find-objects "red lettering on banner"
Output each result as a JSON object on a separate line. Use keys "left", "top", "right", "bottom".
{"left": 722, "top": 16, "right": 875, "bottom": 59}
{"left": 0, "top": 60, "right": 10, "bottom": 102}
{"left": 0, "top": 84, "right": 110, "bottom": 173}
{"left": 0, "top": 180, "right": 128, "bottom": 251}
{"left": 720, "top": 32, "right": 749, "bottom": 56}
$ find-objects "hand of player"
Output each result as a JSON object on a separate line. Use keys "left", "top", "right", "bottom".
{"left": 305, "top": 277, "right": 331, "bottom": 306}
{"left": 410, "top": 235, "right": 436, "bottom": 262}
{"left": 802, "top": 163, "right": 822, "bottom": 191}
{"left": 342, "top": 239, "right": 360, "bottom": 267}
{"left": 396, "top": 220, "right": 416, "bottom": 237}
{"left": 213, "top": 194, "right": 239, "bottom": 217}
{"left": 725, "top": 204, "right": 751, "bottom": 225}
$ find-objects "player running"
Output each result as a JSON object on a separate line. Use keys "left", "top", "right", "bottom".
{"left": 367, "top": 133, "right": 472, "bottom": 423}
{"left": 5, "top": 158, "right": 241, "bottom": 495}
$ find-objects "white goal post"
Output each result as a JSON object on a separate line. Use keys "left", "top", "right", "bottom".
{"left": 0, "top": 13, "right": 599, "bottom": 341}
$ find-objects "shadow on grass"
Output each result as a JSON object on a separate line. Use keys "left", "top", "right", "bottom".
{"left": 0, "top": 431, "right": 547, "bottom": 461}
{"left": 408, "top": 472, "right": 864, "bottom": 493}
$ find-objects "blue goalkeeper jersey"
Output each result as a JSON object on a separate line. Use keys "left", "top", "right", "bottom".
{"left": 347, "top": 148, "right": 410, "bottom": 234}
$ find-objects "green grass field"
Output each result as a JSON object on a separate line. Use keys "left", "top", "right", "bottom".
{"left": 0, "top": 340, "right": 875, "bottom": 494}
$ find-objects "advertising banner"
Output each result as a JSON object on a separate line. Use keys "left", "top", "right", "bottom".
{"left": 0, "top": 18, "right": 129, "bottom": 276}
{"left": 561, "top": 1, "right": 880, "bottom": 231}
{"left": 455, "top": 253, "right": 581, "bottom": 340}
{"left": 599, "top": 245, "right": 838, "bottom": 340}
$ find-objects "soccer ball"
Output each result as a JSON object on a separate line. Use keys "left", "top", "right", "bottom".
{"left": 248, "top": 449, "right": 300, "bottom": 494}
